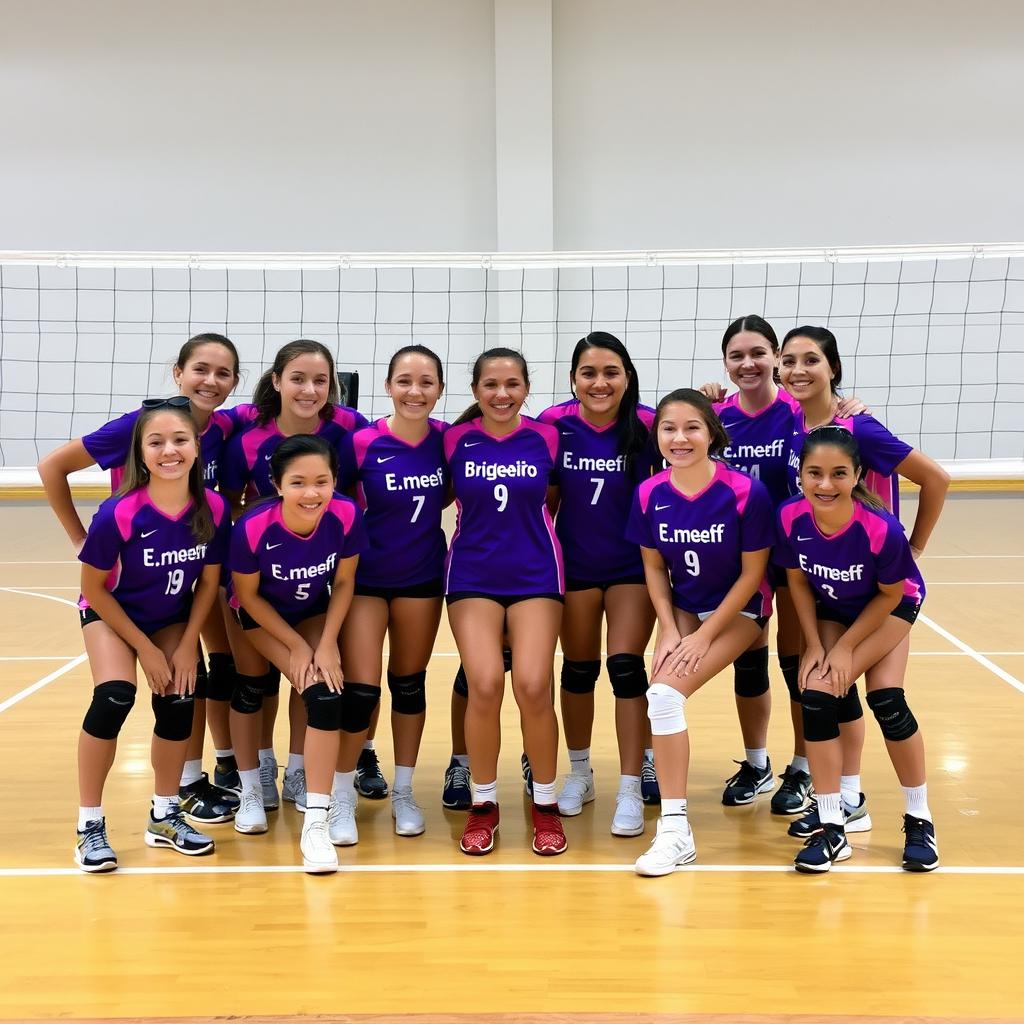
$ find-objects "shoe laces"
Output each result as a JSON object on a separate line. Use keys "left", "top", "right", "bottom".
{"left": 329, "top": 794, "right": 356, "bottom": 825}
{"left": 360, "top": 748, "right": 384, "bottom": 778}
{"left": 162, "top": 810, "right": 202, "bottom": 841}
{"left": 803, "top": 823, "right": 843, "bottom": 852}
{"left": 903, "top": 816, "right": 931, "bottom": 846}
{"left": 392, "top": 789, "right": 422, "bottom": 816}
{"left": 239, "top": 789, "right": 263, "bottom": 816}
{"left": 81, "top": 819, "right": 111, "bottom": 855}
{"left": 464, "top": 802, "right": 498, "bottom": 841}
{"left": 259, "top": 760, "right": 277, "bottom": 787}
{"left": 615, "top": 790, "right": 643, "bottom": 818}
{"left": 561, "top": 772, "right": 591, "bottom": 799}
{"left": 777, "top": 767, "right": 806, "bottom": 795}
{"left": 446, "top": 763, "right": 471, "bottom": 789}
{"left": 725, "top": 759, "right": 762, "bottom": 787}
{"left": 641, "top": 757, "right": 658, "bottom": 783}
{"left": 532, "top": 805, "right": 564, "bottom": 840}
{"left": 304, "top": 817, "right": 331, "bottom": 846}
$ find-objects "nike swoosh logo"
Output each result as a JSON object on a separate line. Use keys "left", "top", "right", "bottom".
{"left": 561, "top": 431, "right": 573, "bottom": 436}
{"left": 109, "top": 698, "right": 132, "bottom": 706}
{"left": 264, "top": 454, "right": 273, "bottom": 461}
{"left": 141, "top": 530, "right": 158, "bottom": 538}
{"left": 266, "top": 542, "right": 283, "bottom": 550}
{"left": 654, "top": 504, "right": 671, "bottom": 512}
{"left": 464, "top": 442, "right": 483, "bottom": 448}
{"left": 797, "top": 535, "right": 813, "bottom": 541}
{"left": 376, "top": 456, "right": 396, "bottom": 463}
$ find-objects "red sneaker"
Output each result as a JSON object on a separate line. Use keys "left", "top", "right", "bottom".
{"left": 531, "top": 803, "right": 567, "bottom": 856}
{"left": 460, "top": 802, "right": 499, "bottom": 855}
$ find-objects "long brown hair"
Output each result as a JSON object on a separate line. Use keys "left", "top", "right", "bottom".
{"left": 653, "top": 388, "right": 730, "bottom": 459}
{"left": 252, "top": 340, "right": 340, "bottom": 426}
{"left": 453, "top": 347, "right": 530, "bottom": 426}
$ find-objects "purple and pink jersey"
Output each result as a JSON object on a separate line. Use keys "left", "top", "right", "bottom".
{"left": 774, "top": 496, "right": 925, "bottom": 620}
{"left": 337, "top": 418, "right": 449, "bottom": 588}
{"left": 444, "top": 417, "right": 563, "bottom": 596}
{"left": 715, "top": 389, "right": 800, "bottom": 508}
{"left": 538, "top": 399, "right": 656, "bottom": 583}
{"left": 78, "top": 489, "right": 230, "bottom": 634}
{"left": 626, "top": 462, "right": 774, "bottom": 618}
{"left": 219, "top": 404, "right": 369, "bottom": 500}
{"left": 228, "top": 496, "right": 368, "bottom": 625}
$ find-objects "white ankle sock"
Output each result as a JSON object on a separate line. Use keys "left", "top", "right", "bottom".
{"left": 817, "top": 792, "right": 843, "bottom": 826}
{"left": 363, "top": 739, "right": 375, "bottom": 752}
{"left": 179, "top": 759, "right": 203, "bottom": 787}
{"left": 214, "top": 748, "right": 234, "bottom": 760}
{"left": 239, "top": 768, "right": 260, "bottom": 792}
{"left": 568, "top": 747, "right": 591, "bottom": 774}
{"left": 471, "top": 779, "right": 498, "bottom": 805}
{"left": 792, "top": 755, "right": 810, "bottom": 774}
{"left": 745, "top": 747, "right": 768, "bottom": 770}
{"left": 662, "top": 798, "right": 687, "bottom": 818}
{"left": 618, "top": 774, "right": 641, "bottom": 795}
{"left": 394, "top": 765, "right": 415, "bottom": 791}
{"left": 902, "top": 783, "right": 932, "bottom": 822}
{"left": 306, "top": 792, "right": 330, "bottom": 811}
{"left": 78, "top": 806, "right": 103, "bottom": 830}
{"left": 532, "top": 780, "right": 556, "bottom": 806}
{"left": 840, "top": 774, "right": 861, "bottom": 811}
{"left": 152, "top": 794, "right": 179, "bottom": 819}
{"left": 333, "top": 771, "right": 356, "bottom": 800}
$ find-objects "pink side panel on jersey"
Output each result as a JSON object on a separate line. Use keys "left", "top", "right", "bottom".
{"left": 443, "top": 421, "right": 477, "bottom": 461}
{"left": 755, "top": 575, "right": 774, "bottom": 619}
{"left": 863, "top": 469, "right": 895, "bottom": 512}
{"left": 352, "top": 427, "right": 382, "bottom": 472}
{"left": 542, "top": 505, "right": 565, "bottom": 593}
{"left": 903, "top": 578, "right": 923, "bottom": 604}
{"left": 329, "top": 405, "right": 360, "bottom": 430}
{"left": 538, "top": 401, "right": 577, "bottom": 425}
{"left": 241, "top": 424, "right": 275, "bottom": 474}
{"left": 207, "top": 490, "right": 228, "bottom": 527}
{"left": 523, "top": 418, "right": 560, "bottom": 462}
{"left": 725, "top": 465, "right": 753, "bottom": 515}
{"left": 637, "top": 406, "right": 656, "bottom": 429}
{"left": 636, "top": 470, "right": 669, "bottom": 514}
{"left": 243, "top": 505, "right": 275, "bottom": 553}
{"left": 443, "top": 498, "right": 464, "bottom": 591}
{"left": 855, "top": 503, "right": 890, "bottom": 556}
{"left": 113, "top": 490, "right": 149, "bottom": 542}
{"left": 779, "top": 498, "right": 810, "bottom": 536}
{"left": 327, "top": 497, "right": 357, "bottom": 534}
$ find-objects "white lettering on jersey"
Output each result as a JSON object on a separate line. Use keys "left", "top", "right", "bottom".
{"left": 798, "top": 553, "right": 866, "bottom": 582}
{"left": 723, "top": 439, "right": 785, "bottom": 460}
{"left": 561, "top": 450, "right": 626, "bottom": 474}
{"left": 657, "top": 523, "right": 725, "bottom": 544}
{"left": 464, "top": 460, "right": 539, "bottom": 481}
{"left": 143, "top": 544, "right": 208, "bottom": 566}
{"left": 270, "top": 552, "right": 338, "bottom": 581}
{"left": 384, "top": 466, "right": 445, "bottom": 491}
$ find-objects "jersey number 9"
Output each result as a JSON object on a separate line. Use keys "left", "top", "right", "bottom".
{"left": 493, "top": 483, "right": 508, "bottom": 513}
{"left": 164, "top": 568, "right": 185, "bottom": 595}
{"left": 684, "top": 550, "right": 700, "bottom": 577}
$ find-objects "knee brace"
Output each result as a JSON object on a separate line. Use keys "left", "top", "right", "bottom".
{"left": 734, "top": 646, "right": 770, "bottom": 698}
{"left": 452, "top": 664, "right": 469, "bottom": 699}
{"left": 82, "top": 680, "right": 136, "bottom": 740}
{"left": 560, "top": 658, "right": 601, "bottom": 695}
{"left": 339, "top": 682, "right": 381, "bottom": 734}
{"left": 837, "top": 683, "right": 864, "bottom": 724}
{"left": 607, "top": 653, "right": 648, "bottom": 699}
{"left": 230, "top": 672, "right": 268, "bottom": 715}
{"left": 192, "top": 654, "right": 208, "bottom": 700}
{"left": 801, "top": 689, "right": 840, "bottom": 742}
{"left": 502, "top": 647, "right": 513, "bottom": 673}
{"left": 646, "top": 682, "right": 687, "bottom": 736}
{"left": 388, "top": 669, "right": 426, "bottom": 715}
{"left": 866, "top": 687, "right": 918, "bottom": 741}
{"left": 152, "top": 691, "right": 195, "bottom": 741}
{"left": 206, "top": 652, "right": 236, "bottom": 703}
{"left": 779, "top": 654, "right": 801, "bottom": 703}
{"left": 263, "top": 666, "right": 282, "bottom": 696}
{"left": 302, "top": 682, "right": 345, "bottom": 731}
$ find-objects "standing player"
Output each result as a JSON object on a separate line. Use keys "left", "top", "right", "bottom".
{"left": 229, "top": 435, "right": 367, "bottom": 872}
{"left": 538, "top": 332, "right": 657, "bottom": 836}
{"left": 75, "top": 401, "right": 230, "bottom": 871}
{"left": 445, "top": 348, "right": 567, "bottom": 856}
{"left": 39, "top": 333, "right": 243, "bottom": 826}
{"left": 626, "top": 389, "right": 774, "bottom": 876}
{"left": 775, "top": 427, "right": 937, "bottom": 872}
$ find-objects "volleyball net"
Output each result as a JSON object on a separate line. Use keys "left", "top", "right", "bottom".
{"left": 1, "top": 245, "right": 1022, "bottom": 486}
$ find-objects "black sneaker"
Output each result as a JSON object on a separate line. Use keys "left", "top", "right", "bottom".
{"left": 521, "top": 752, "right": 533, "bottom": 797}
{"left": 902, "top": 815, "right": 939, "bottom": 872}
{"left": 355, "top": 747, "right": 389, "bottom": 799}
{"left": 770, "top": 764, "right": 814, "bottom": 815}
{"left": 641, "top": 750, "right": 661, "bottom": 804}
{"left": 75, "top": 818, "right": 117, "bottom": 873}
{"left": 442, "top": 757, "right": 471, "bottom": 810}
{"left": 789, "top": 794, "right": 872, "bottom": 838}
{"left": 213, "top": 756, "right": 241, "bottom": 794}
{"left": 722, "top": 758, "right": 774, "bottom": 806}
{"left": 795, "top": 822, "right": 851, "bottom": 873}
{"left": 179, "top": 773, "right": 239, "bottom": 824}
{"left": 144, "top": 809, "right": 215, "bottom": 856}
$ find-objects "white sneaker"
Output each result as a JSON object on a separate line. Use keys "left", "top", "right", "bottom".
{"left": 634, "top": 818, "right": 697, "bottom": 876}
{"left": 328, "top": 792, "right": 359, "bottom": 846}
{"left": 300, "top": 810, "right": 338, "bottom": 874}
{"left": 611, "top": 784, "right": 645, "bottom": 837}
{"left": 259, "top": 757, "right": 280, "bottom": 810}
{"left": 392, "top": 787, "right": 426, "bottom": 837}
{"left": 233, "top": 788, "right": 268, "bottom": 835}
{"left": 282, "top": 769, "right": 307, "bottom": 812}
{"left": 557, "top": 770, "right": 595, "bottom": 816}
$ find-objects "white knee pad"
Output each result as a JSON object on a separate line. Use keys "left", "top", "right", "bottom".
{"left": 646, "top": 683, "right": 687, "bottom": 736}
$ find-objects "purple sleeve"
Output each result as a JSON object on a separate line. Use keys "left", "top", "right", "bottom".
{"left": 204, "top": 494, "right": 231, "bottom": 566}
{"left": 81, "top": 410, "right": 139, "bottom": 470}
{"left": 336, "top": 500, "right": 370, "bottom": 559}
{"left": 336, "top": 433, "right": 358, "bottom": 491}
{"left": 219, "top": 430, "right": 249, "bottom": 493}
{"left": 876, "top": 517, "right": 918, "bottom": 586}
{"left": 852, "top": 416, "right": 913, "bottom": 476}
{"left": 78, "top": 499, "right": 123, "bottom": 571}
{"left": 625, "top": 487, "right": 656, "bottom": 548}
{"left": 229, "top": 517, "right": 259, "bottom": 576}
{"left": 739, "top": 479, "right": 775, "bottom": 552}
{"left": 773, "top": 506, "right": 799, "bottom": 569}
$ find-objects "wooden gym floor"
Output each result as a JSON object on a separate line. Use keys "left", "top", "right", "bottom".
{"left": 0, "top": 494, "right": 1022, "bottom": 1024}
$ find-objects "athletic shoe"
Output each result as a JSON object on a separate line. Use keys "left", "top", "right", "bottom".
{"left": 460, "top": 802, "right": 499, "bottom": 855}
{"left": 770, "top": 764, "right": 814, "bottom": 815}
{"left": 179, "top": 773, "right": 238, "bottom": 824}
{"left": 901, "top": 815, "right": 940, "bottom": 872}
{"left": 641, "top": 751, "right": 661, "bottom": 804}
{"left": 531, "top": 803, "right": 568, "bottom": 856}
{"left": 610, "top": 784, "right": 645, "bottom": 837}
{"left": 521, "top": 752, "right": 533, "bottom": 797}
{"left": 392, "top": 787, "right": 426, "bottom": 837}
{"left": 259, "top": 756, "right": 280, "bottom": 810}
{"left": 794, "top": 823, "right": 851, "bottom": 873}
{"left": 234, "top": 788, "right": 269, "bottom": 835}
{"left": 721, "top": 757, "right": 774, "bottom": 806}
{"left": 75, "top": 818, "right": 117, "bottom": 873}
{"left": 300, "top": 810, "right": 338, "bottom": 874}
{"left": 557, "top": 770, "right": 595, "bottom": 816}
{"left": 355, "top": 747, "right": 389, "bottom": 799}
{"left": 441, "top": 757, "right": 472, "bottom": 810}
{"left": 213, "top": 759, "right": 242, "bottom": 795}
{"left": 144, "top": 809, "right": 215, "bottom": 856}
{"left": 634, "top": 818, "right": 696, "bottom": 876}
{"left": 788, "top": 794, "right": 872, "bottom": 839}
{"left": 328, "top": 791, "right": 359, "bottom": 846}
{"left": 282, "top": 769, "right": 307, "bottom": 812}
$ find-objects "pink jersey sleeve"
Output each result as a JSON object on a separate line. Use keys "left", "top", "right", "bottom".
{"left": 778, "top": 497, "right": 810, "bottom": 537}
{"left": 112, "top": 490, "right": 149, "bottom": 542}
{"left": 854, "top": 502, "right": 890, "bottom": 556}
{"left": 636, "top": 470, "right": 668, "bottom": 514}
{"left": 243, "top": 505, "right": 275, "bottom": 553}
{"left": 524, "top": 418, "right": 559, "bottom": 462}
{"left": 444, "top": 421, "right": 477, "bottom": 460}
{"left": 724, "top": 465, "right": 753, "bottom": 515}
{"left": 327, "top": 496, "right": 357, "bottom": 533}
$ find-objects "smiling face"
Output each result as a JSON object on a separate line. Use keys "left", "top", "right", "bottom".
{"left": 275, "top": 452, "right": 335, "bottom": 527}
{"left": 140, "top": 411, "right": 198, "bottom": 482}
{"left": 800, "top": 443, "right": 858, "bottom": 513}
{"left": 273, "top": 352, "right": 332, "bottom": 421}
{"left": 780, "top": 336, "right": 835, "bottom": 402}
{"left": 172, "top": 342, "right": 239, "bottom": 415}
{"left": 724, "top": 331, "right": 777, "bottom": 394}
{"left": 386, "top": 352, "right": 443, "bottom": 421}
{"left": 472, "top": 357, "right": 528, "bottom": 426}
{"left": 572, "top": 346, "right": 628, "bottom": 420}
{"left": 656, "top": 402, "right": 712, "bottom": 468}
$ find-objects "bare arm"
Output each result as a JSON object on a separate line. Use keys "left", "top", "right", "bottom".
{"left": 37, "top": 440, "right": 97, "bottom": 550}
{"left": 312, "top": 554, "right": 360, "bottom": 692}
{"left": 894, "top": 449, "right": 950, "bottom": 557}
{"left": 786, "top": 567, "right": 826, "bottom": 688}
{"left": 640, "top": 545, "right": 682, "bottom": 676}
{"left": 821, "top": 580, "right": 904, "bottom": 692}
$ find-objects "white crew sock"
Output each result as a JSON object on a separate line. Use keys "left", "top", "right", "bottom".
{"left": 568, "top": 747, "right": 591, "bottom": 774}
{"left": 239, "top": 768, "right": 260, "bottom": 792}
{"left": 792, "top": 755, "right": 810, "bottom": 774}
{"left": 333, "top": 771, "right": 357, "bottom": 800}
{"left": 902, "top": 783, "right": 932, "bottom": 822}
{"left": 394, "top": 765, "right": 415, "bottom": 791}
{"left": 179, "top": 759, "right": 203, "bottom": 787}
{"left": 78, "top": 806, "right": 104, "bottom": 830}
{"left": 152, "top": 794, "right": 179, "bottom": 819}
{"left": 745, "top": 747, "right": 768, "bottom": 771}
{"left": 840, "top": 774, "right": 861, "bottom": 812}
{"left": 532, "top": 780, "right": 556, "bottom": 806}
{"left": 662, "top": 797, "right": 687, "bottom": 819}
{"left": 816, "top": 792, "right": 844, "bottom": 827}
{"left": 471, "top": 779, "right": 498, "bottom": 805}
{"left": 618, "top": 774, "right": 642, "bottom": 796}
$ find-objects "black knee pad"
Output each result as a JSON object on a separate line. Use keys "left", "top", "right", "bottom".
{"left": 82, "top": 680, "right": 136, "bottom": 740}
{"left": 302, "top": 682, "right": 345, "bottom": 731}
{"left": 388, "top": 670, "right": 426, "bottom": 715}
{"left": 560, "top": 658, "right": 601, "bottom": 695}
{"left": 263, "top": 666, "right": 282, "bottom": 695}
{"left": 192, "top": 653, "right": 208, "bottom": 701}
{"left": 801, "top": 688, "right": 840, "bottom": 743}
{"left": 230, "top": 672, "right": 267, "bottom": 715}
{"left": 452, "top": 664, "right": 469, "bottom": 699}
{"left": 207, "top": 652, "right": 236, "bottom": 703}
{"left": 779, "top": 654, "right": 801, "bottom": 703}
{"left": 866, "top": 687, "right": 919, "bottom": 741}
{"left": 606, "top": 653, "right": 648, "bottom": 699}
{"left": 837, "top": 683, "right": 864, "bottom": 724}
{"left": 339, "top": 682, "right": 381, "bottom": 734}
{"left": 502, "top": 647, "right": 513, "bottom": 673}
{"left": 734, "top": 646, "right": 770, "bottom": 698}
{"left": 152, "top": 691, "right": 195, "bottom": 741}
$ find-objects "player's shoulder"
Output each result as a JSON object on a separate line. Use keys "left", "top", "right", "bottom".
{"left": 637, "top": 467, "right": 671, "bottom": 504}
{"left": 777, "top": 494, "right": 812, "bottom": 531}
{"left": 205, "top": 488, "right": 229, "bottom": 522}
{"left": 637, "top": 403, "right": 656, "bottom": 428}
{"left": 520, "top": 415, "right": 559, "bottom": 442}
{"left": 537, "top": 398, "right": 579, "bottom": 425}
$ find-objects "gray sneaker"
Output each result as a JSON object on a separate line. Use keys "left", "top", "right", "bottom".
{"left": 259, "top": 757, "right": 280, "bottom": 810}
{"left": 75, "top": 818, "right": 117, "bottom": 873}
{"left": 144, "top": 808, "right": 215, "bottom": 856}
{"left": 282, "top": 768, "right": 307, "bottom": 812}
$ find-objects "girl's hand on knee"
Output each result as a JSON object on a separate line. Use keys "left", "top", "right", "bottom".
{"left": 821, "top": 643, "right": 853, "bottom": 693}
{"left": 652, "top": 630, "right": 683, "bottom": 677}
{"left": 289, "top": 641, "right": 315, "bottom": 693}
{"left": 799, "top": 644, "right": 826, "bottom": 690}
{"left": 139, "top": 641, "right": 172, "bottom": 695}
{"left": 169, "top": 645, "right": 197, "bottom": 696}
{"left": 673, "top": 629, "right": 711, "bottom": 677}
{"left": 313, "top": 642, "right": 344, "bottom": 694}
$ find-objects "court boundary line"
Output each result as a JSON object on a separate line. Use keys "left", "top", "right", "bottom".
{"left": 919, "top": 613, "right": 1024, "bottom": 696}
{"left": 0, "top": 654, "right": 88, "bottom": 715}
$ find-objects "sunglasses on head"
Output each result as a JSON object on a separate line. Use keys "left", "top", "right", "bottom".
{"left": 141, "top": 396, "right": 192, "bottom": 410}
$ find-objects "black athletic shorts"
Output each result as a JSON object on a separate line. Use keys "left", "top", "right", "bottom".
{"left": 79, "top": 604, "right": 190, "bottom": 635}
{"left": 233, "top": 590, "right": 331, "bottom": 631}
{"left": 816, "top": 597, "right": 921, "bottom": 629}
{"left": 445, "top": 591, "right": 564, "bottom": 609}
{"left": 564, "top": 574, "right": 647, "bottom": 593}
{"left": 354, "top": 578, "right": 444, "bottom": 602}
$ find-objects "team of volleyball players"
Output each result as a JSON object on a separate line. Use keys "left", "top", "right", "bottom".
{"left": 38, "top": 316, "right": 949, "bottom": 876}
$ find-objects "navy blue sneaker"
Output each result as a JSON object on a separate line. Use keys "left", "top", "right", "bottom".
{"left": 355, "top": 747, "right": 389, "bottom": 799}
{"left": 521, "top": 752, "right": 533, "bottom": 797}
{"left": 722, "top": 757, "right": 774, "bottom": 806}
{"left": 180, "top": 773, "right": 239, "bottom": 823}
{"left": 641, "top": 751, "right": 661, "bottom": 805}
{"left": 902, "top": 815, "right": 939, "bottom": 872}
{"left": 442, "top": 757, "right": 471, "bottom": 810}
{"left": 794, "top": 823, "right": 851, "bottom": 873}
{"left": 770, "top": 764, "right": 814, "bottom": 815}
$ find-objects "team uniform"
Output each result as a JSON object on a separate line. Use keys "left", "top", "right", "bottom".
{"left": 538, "top": 399, "right": 656, "bottom": 589}
{"left": 337, "top": 418, "right": 449, "bottom": 600}
{"left": 444, "top": 416, "right": 563, "bottom": 604}
{"left": 626, "top": 462, "right": 775, "bottom": 622}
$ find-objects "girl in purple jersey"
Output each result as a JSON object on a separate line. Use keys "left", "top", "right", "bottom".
{"left": 333, "top": 345, "right": 449, "bottom": 840}
{"left": 220, "top": 340, "right": 368, "bottom": 816}
{"left": 229, "top": 435, "right": 366, "bottom": 873}
{"left": 775, "top": 428, "right": 937, "bottom": 873}
{"left": 538, "top": 332, "right": 658, "bottom": 837}
{"left": 445, "top": 348, "right": 568, "bottom": 857}
{"left": 626, "top": 389, "right": 774, "bottom": 876}
{"left": 39, "top": 333, "right": 243, "bottom": 826}
{"left": 75, "top": 403, "right": 230, "bottom": 871}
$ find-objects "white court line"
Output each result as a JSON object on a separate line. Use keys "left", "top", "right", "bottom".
{"left": 919, "top": 613, "right": 1024, "bottom": 696}
{"left": 920, "top": 554, "right": 1024, "bottom": 559}
{"left": 0, "top": 656, "right": 82, "bottom": 661}
{"left": 0, "top": 654, "right": 88, "bottom": 715}
{"left": 0, "top": 560, "right": 79, "bottom": 565}
{"left": 0, "top": 586, "right": 79, "bottom": 609}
